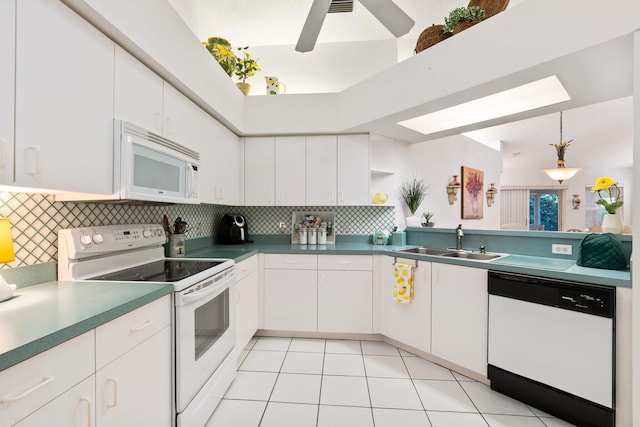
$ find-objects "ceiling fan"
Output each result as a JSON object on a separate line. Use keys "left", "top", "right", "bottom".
{"left": 295, "top": 0, "right": 415, "bottom": 52}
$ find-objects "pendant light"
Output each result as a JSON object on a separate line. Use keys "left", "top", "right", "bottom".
{"left": 543, "top": 111, "right": 581, "bottom": 183}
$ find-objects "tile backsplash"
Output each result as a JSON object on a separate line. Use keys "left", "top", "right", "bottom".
{"left": 0, "top": 192, "right": 395, "bottom": 268}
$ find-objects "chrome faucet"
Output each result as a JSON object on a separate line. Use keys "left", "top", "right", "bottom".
{"left": 455, "top": 224, "right": 464, "bottom": 250}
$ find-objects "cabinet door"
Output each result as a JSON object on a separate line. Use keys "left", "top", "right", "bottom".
{"left": 432, "top": 263, "right": 488, "bottom": 375}
{"left": 318, "top": 270, "right": 373, "bottom": 333}
{"left": 217, "top": 130, "right": 243, "bottom": 205}
{"left": 275, "top": 136, "right": 306, "bottom": 205}
{"left": 236, "top": 256, "right": 258, "bottom": 360}
{"left": 15, "top": 0, "right": 114, "bottom": 193}
{"left": 337, "top": 134, "right": 370, "bottom": 205}
{"left": 96, "top": 327, "right": 171, "bottom": 427}
{"left": 244, "top": 137, "right": 275, "bottom": 205}
{"left": 263, "top": 269, "right": 317, "bottom": 331}
{"left": 14, "top": 376, "right": 95, "bottom": 427}
{"left": 0, "top": 0, "right": 15, "bottom": 185}
{"left": 380, "top": 257, "right": 431, "bottom": 353}
{"left": 114, "top": 46, "right": 164, "bottom": 134}
{"left": 306, "top": 135, "right": 337, "bottom": 205}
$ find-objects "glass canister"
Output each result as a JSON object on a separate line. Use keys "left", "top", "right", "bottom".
{"left": 308, "top": 228, "right": 317, "bottom": 245}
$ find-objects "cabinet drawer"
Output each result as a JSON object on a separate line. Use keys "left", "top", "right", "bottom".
{"left": 95, "top": 295, "right": 171, "bottom": 370}
{"left": 0, "top": 331, "right": 94, "bottom": 427}
{"left": 235, "top": 255, "right": 258, "bottom": 282}
{"left": 318, "top": 255, "right": 372, "bottom": 271}
{"left": 264, "top": 254, "right": 317, "bottom": 270}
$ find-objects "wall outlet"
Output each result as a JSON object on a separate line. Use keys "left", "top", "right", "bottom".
{"left": 278, "top": 220, "right": 287, "bottom": 232}
{"left": 552, "top": 244, "right": 572, "bottom": 255}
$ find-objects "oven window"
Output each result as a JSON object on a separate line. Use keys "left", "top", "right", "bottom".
{"left": 194, "top": 288, "right": 229, "bottom": 360}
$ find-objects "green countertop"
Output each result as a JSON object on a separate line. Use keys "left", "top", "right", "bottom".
{"left": 0, "top": 281, "right": 172, "bottom": 372}
{"left": 188, "top": 242, "right": 631, "bottom": 287}
{"left": 1, "top": 242, "right": 630, "bottom": 372}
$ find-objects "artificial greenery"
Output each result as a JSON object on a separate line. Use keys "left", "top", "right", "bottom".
{"left": 235, "top": 46, "right": 261, "bottom": 83}
{"left": 422, "top": 212, "right": 434, "bottom": 224}
{"left": 443, "top": 6, "right": 485, "bottom": 33}
{"left": 400, "top": 177, "right": 428, "bottom": 215}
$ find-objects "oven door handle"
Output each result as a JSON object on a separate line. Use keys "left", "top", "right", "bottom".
{"left": 177, "top": 270, "right": 236, "bottom": 306}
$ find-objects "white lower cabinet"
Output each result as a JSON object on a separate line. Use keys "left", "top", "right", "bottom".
{"left": 235, "top": 256, "right": 259, "bottom": 361}
{"left": 95, "top": 326, "right": 171, "bottom": 427}
{"left": 380, "top": 256, "right": 431, "bottom": 353}
{"left": 262, "top": 254, "right": 374, "bottom": 334}
{"left": 14, "top": 376, "right": 95, "bottom": 427}
{"left": 0, "top": 296, "right": 172, "bottom": 427}
{"left": 431, "top": 263, "right": 488, "bottom": 376}
{"left": 317, "top": 255, "right": 373, "bottom": 334}
{"left": 0, "top": 331, "right": 95, "bottom": 427}
{"left": 264, "top": 268, "right": 318, "bottom": 332}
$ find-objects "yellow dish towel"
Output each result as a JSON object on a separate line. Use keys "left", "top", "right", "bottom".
{"left": 393, "top": 263, "right": 414, "bottom": 304}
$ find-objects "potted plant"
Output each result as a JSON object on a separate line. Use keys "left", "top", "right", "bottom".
{"left": 443, "top": 6, "right": 485, "bottom": 33}
{"left": 203, "top": 37, "right": 236, "bottom": 77}
{"left": 591, "top": 176, "right": 624, "bottom": 233}
{"left": 422, "top": 212, "right": 435, "bottom": 227}
{"left": 234, "top": 46, "right": 261, "bottom": 95}
{"left": 400, "top": 177, "right": 428, "bottom": 227}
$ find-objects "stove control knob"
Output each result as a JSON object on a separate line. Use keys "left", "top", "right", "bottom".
{"left": 80, "top": 234, "right": 92, "bottom": 246}
{"left": 142, "top": 229, "right": 152, "bottom": 238}
{"left": 92, "top": 233, "right": 104, "bottom": 244}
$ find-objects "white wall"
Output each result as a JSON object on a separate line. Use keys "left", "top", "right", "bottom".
{"left": 395, "top": 135, "right": 502, "bottom": 230}
{"left": 248, "top": 39, "right": 398, "bottom": 95}
{"left": 501, "top": 167, "right": 633, "bottom": 231}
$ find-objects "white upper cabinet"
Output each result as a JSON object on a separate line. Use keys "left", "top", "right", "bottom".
{"left": 337, "top": 134, "right": 370, "bottom": 205}
{"left": 215, "top": 126, "right": 243, "bottom": 206}
{"left": 306, "top": 135, "right": 337, "bottom": 206}
{"left": 0, "top": 0, "right": 15, "bottom": 186}
{"left": 14, "top": 0, "right": 114, "bottom": 193}
{"left": 275, "top": 136, "right": 305, "bottom": 206}
{"left": 114, "top": 46, "right": 164, "bottom": 134}
{"left": 244, "top": 137, "right": 275, "bottom": 205}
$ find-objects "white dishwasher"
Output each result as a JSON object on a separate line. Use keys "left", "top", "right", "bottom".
{"left": 488, "top": 271, "right": 615, "bottom": 427}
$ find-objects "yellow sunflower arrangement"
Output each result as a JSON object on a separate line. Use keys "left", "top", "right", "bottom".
{"left": 203, "top": 37, "right": 236, "bottom": 77}
{"left": 591, "top": 176, "right": 623, "bottom": 214}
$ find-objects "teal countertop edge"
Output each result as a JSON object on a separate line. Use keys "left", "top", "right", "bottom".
{"left": 187, "top": 242, "right": 631, "bottom": 288}
{"left": 0, "top": 281, "right": 172, "bottom": 372}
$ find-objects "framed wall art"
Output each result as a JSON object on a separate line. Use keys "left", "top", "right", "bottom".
{"left": 461, "top": 166, "right": 484, "bottom": 219}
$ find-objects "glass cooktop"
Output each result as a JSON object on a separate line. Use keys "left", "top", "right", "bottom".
{"left": 90, "top": 259, "right": 226, "bottom": 283}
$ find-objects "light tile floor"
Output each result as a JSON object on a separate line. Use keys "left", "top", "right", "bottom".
{"left": 207, "top": 337, "right": 577, "bottom": 427}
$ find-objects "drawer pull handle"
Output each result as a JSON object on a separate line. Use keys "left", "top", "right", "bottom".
{"left": 106, "top": 378, "right": 118, "bottom": 407}
{"left": 1, "top": 376, "right": 54, "bottom": 403}
{"left": 130, "top": 319, "right": 154, "bottom": 332}
{"left": 80, "top": 397, "right": 92, "bottom": 427}
{"left": 338, "top": 261, "right": 353, "bottom": 265}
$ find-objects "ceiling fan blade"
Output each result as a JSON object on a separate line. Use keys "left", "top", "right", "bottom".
{"left": 358, "top": 0, "right": 415, "bottom": 37}
{"left": 296, "top": 0, "right": 332, "bottom": 53}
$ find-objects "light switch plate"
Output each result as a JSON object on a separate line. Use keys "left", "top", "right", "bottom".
{"left": 552, "top": 244, "right": 572, "bottom": 255}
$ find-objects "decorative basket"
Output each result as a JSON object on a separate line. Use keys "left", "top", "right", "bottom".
{"left": 467, "top": 0, "right": 510, "bottom": 19}
{"left": 415, "top": 24, "right": 452, "bottom": 53}
{"left": 452, "top": 20, "right": 479, "bottom": 34}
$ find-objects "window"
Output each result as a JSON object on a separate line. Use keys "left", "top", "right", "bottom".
{"left": 529, "top": 190, "right": 559, "bottom": 231}
{"left": 585, "top": 185, "right": 623, "bottom": 228}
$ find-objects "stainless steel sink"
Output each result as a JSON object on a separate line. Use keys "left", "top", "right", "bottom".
{"left": 398, "top": 247, "right": 452, "bottom": 256}
{"left": 440, "top": 251, "right": 503, "bottom": 261}
{"left": 397, "top": 247, "right": 505, "bottom": 261}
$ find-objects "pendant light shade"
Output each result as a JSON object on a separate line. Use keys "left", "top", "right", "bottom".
{"left": 543, "top": 111, "right": 581, "bottom": 184}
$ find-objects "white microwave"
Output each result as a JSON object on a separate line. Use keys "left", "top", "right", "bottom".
{"left": 116, "top": 120, "right": 200, "bottom": 204}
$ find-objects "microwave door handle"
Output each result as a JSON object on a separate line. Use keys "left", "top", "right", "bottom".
{"left": 178, "top": 271, "right": 236, "bottom": 305}
{"left": 185, "top": 165, "right": 194, "bottom": 198}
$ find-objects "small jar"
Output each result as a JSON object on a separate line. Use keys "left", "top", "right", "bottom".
{"left": 308, "top": 228, "right": 317, "bottom": 245}
{"left": 318, "top": 227, "right": 327, "bottom": 244}
{"left": 299, "top": 228, "right": 308, "bottom": 245}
